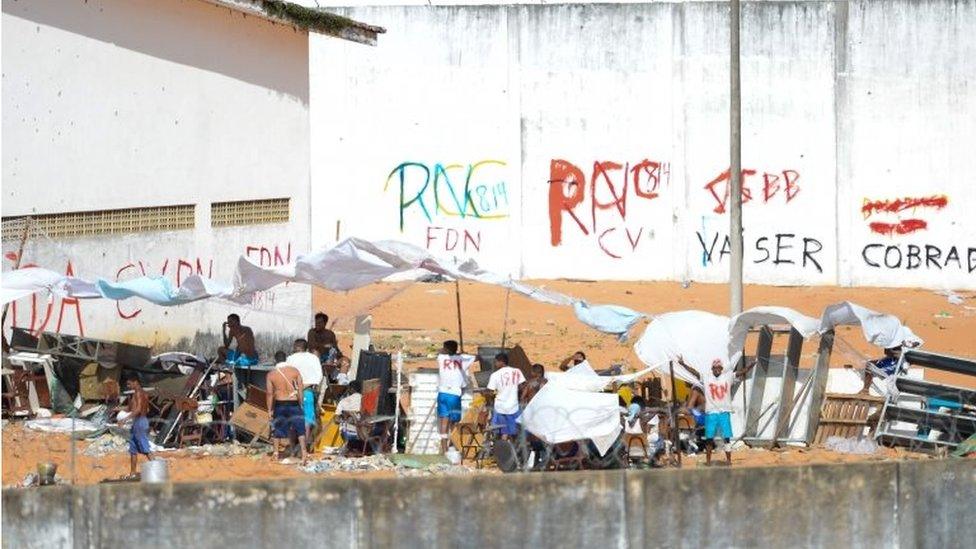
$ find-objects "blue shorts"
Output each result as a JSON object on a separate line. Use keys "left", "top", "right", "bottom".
{"left": 226, "top": 350, "right": 258, "bottom": 366}
{"left": 492, "top": 411, "right": 521, "bottom": 436}
{"left": 129, "top": 416, "right": 152, "bottom": 456}
{"left": 437, "top": 392, "right": 462, "bottom": 422}
{"left": 692, "top": 408, "right": 705, "bottom": 426}
{"left": 704, "top": 412, "right": 733, "bottom": 440}
{"left": 272, "top": 402, "right": 305, "bottom": 439}
{"left": 302, "top": 388, "right": 317, "bottom": 427}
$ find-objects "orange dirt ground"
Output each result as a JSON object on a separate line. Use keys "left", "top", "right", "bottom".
{"left": 3, "top": 281, "right": 973, "bottom": 486}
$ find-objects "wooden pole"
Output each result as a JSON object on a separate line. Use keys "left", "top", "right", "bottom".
{"left": 669, "top": 360, "right": 682, "bottom": 467}
{"left": 454, "top": 279, "right": 464, "bottom": 352}
{"left": 500, "top": 282, "right": 512, "bottom": 348}
{"left": 2, "top": 217, "right": 32, "bottom": 352}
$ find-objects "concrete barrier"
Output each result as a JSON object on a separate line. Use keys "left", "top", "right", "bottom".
{"left": 3, "top": 459, "right": 974, "bottom": 548}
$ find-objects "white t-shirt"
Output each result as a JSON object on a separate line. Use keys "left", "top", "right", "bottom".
{"left": 487, "top": 366, "right": 526, "bottom": 415}
{"left": 703, "top": 369, "right": 735, "bottom": 413}
{"left": 287, "top": 352, "right": 323, "bottom": 387}
{"left": 437, "top": 353, "right": 476, "bottom": 396}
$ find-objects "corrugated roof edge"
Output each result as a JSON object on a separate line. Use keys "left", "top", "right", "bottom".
{"left": 203, "top": 0, "right": 386, "bottom": 46}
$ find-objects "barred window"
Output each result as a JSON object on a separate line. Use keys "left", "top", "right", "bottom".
{"left": 2, "top": 205, "right": 195, "bottom": 240}
{"left": 211, "top": 198, "right": 290, "bottom": 228}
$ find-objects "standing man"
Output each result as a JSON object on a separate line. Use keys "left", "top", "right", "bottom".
{"left": 307, "top": 312, "right": 339, "bottom": 362}
{"left": 486, "top": 353, "right": 526, "bottom": 440}
{"left": 266, "top": 359, "right": 307, "bottom": 463}
{"left": 436, "top": 340, "right": 477, "bottom": 454}
{"left": 287, "top": 338, "right": 324, "bottom": 449}
{"left": 126, "top": 378, "right": 155, "bottom": 478}
{"left": 678, "top": 356, "right": 755, "bottom": 466}
{"left": 519, "top": 363, "right": 548, "bottom": 407}
{"left": 217, "top": 314, "right": 258, "bottom": 365}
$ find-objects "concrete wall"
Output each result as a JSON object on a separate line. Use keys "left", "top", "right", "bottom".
{"left": 1, "top": 0, "right": 313, "bottom": 351}
{"left": 3, "top": 459, "right": 974, "bottom": 548}
{"left": 310, "top": 0, "right": 976, "bottom": 289}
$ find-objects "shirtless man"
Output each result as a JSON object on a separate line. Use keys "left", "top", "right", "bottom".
{"left": 266, "top": 360, "right": 307, "bottom": 463}
{"left": 519, "top": 363, "right": 548, "bottom": 407}
{"left": 307, "top": 312, "right": 339, "bottom": 361}
{"left": 217, "top": 314, "right": 258, "bottom": 365}
{"left": 126, "top": 378, "right": 154, "bottom": 477}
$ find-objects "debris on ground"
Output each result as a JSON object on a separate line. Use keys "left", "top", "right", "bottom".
{"left": 300, "top": 453, "right": 477, "bottom": 477}
{"left": 824, "top": 436, "right": 879, "bottom": 455}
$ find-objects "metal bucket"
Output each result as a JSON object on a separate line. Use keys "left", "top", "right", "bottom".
{"left": 37, "top": 462, "right": 58, "bottom": 486}
{"left": 141, "top": 460, "right": 169, "bottom": 484}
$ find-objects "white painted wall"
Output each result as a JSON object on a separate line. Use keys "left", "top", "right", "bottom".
{"left": 2, "top": 0, "right": 313, "bottom": 351}
{"left": 311, "top": 0, "right": 976, "bottom": 289}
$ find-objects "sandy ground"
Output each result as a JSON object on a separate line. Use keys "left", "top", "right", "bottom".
{"left": 3, "top": 281, "right": 971, "bottom": 487}
{"left": 1, "top": 422, "right": 935, "bottom": 487}
{"left": 315, "top": 280, "right": 976, "bottom": 387}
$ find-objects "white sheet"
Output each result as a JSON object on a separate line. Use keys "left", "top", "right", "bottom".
{"left": 632, "top": 310, "right": 731, "bottom": 387}
{"left": 819, "top": 301, "right": 923, "bottom": 348}
{"left": 519, "top": 382, "right": 622, "bottom": 455}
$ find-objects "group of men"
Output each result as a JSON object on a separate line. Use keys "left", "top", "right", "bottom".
{"left": 218, "top": 311, "right": 346, "bottom": 463}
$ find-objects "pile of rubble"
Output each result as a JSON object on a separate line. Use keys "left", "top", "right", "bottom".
{"left": 300, "top": 454, "right": 478, "bottom": 477}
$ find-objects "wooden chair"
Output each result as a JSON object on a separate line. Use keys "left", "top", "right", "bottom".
{"left": 175, "top": 398, "right": 204, "bottom": 448}
{"left": 2, "top": 369, "right": 35, "bottom": 418}
{"left": 341, "top": 379, "right": 393, "bottom": 456}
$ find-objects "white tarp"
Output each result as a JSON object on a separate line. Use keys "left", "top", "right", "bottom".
{"left": 632, "top": 310, "right": 731, "bottom": 387}
{"left": 728, "top": 306, "right": 820, "bottom": 365}
{"left": 1, "top": 238, "right": 648, "bottom": 337}
{"left": 819, "top": 301, "right": 923, "bottom": 349}
{"left": 547, "top": 360, "right": 660, "bottom": 392}
{"left": 519, "top": 382, "right": 622, "bottom": 455}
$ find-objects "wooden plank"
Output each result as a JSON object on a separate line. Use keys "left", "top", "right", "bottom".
{"left": 773, "top": 328, "right": 803, "bottom": 442}
{"left": 744, "top": 326, "right": 774, "bottom": 439}
{"left": 804, "top": 330, "right": 834, "bottom": 444}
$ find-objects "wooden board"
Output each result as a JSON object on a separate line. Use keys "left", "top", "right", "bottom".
{"left": 814, "top": 393, "right": 885, "bottom": 444}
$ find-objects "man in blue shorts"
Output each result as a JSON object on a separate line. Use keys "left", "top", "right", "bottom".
{"left": 266, "top": 360, "right": 307, "bottom": 463}
{"left": 679, "top": 356, "right": 755, "bottom": 466}
{"left": 436, "top": 340, "right": 476, "bottom": 454}
{"left": 486, "top": 352, "right": 526, "bottom": 440}
{"left": 126, "top": 378, "right": 155, "bottom": 477}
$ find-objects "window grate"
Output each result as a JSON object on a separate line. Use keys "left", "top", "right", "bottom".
{"left": 211, "top": 198, "right": 290, "bottom": 228}
{"left": 2, "top": 205, "right": 195, "bottom": 240}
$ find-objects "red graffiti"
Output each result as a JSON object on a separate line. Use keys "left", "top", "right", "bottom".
{"left": 868, "top": 219, "right": 928, "bottom": 236}
{"left": 549, "top": 158, "right": 670, "bottom": 258}
{"left": 705, "top": 168, "right": 800, "bottom": 214}
{"left": 245, "top": 243, "right": 292, "bottom": 267}
{"left": 862, "top": 195, "right": 948, "bottom": 236}
{"left": 861, "top": 195, "right": 948, "bottom": 217}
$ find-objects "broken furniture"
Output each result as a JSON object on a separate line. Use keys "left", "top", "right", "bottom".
{"left": 740, "top": 326, "right": 834, "bottom": 447}
{"left": 813, "top": 393, "right": 886, "bottom": 444}
{"left": 875, "top": 349, "right": 976, "bottom": 451}
{"left": 3, "top": 352, "right": 58, "bottom": 417}
{"left": 229, "top": 385, "right": 271, "bottom": 442}
{"left": 456, "top": 392, "right": 492, "bottom": 466}
{"left": 342, "top": 378, "right": 394, "bottom": 456}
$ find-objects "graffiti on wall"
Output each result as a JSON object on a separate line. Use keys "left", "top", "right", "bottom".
{"left": 695, "top": 229, "right": 825, "bottom": 273}
{"left": 704, "top": 167, "right": 801, "bottom": 214}
{"left": 385, "top": 160, "right": 508, "bottom": 254}
{"left": 548, "top": 158, "right": 671, "bottom": 259}
{"left": 859, "top": 194, "right": 974, "bottom": 273}
{"left": 861, "top": 195, "right": 948, "bottom": 236}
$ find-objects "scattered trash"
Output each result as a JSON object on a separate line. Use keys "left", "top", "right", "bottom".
{"left": 300, "top": 453, "right": 476, "bottom": 477}
{"left": 681, "top": 280, "right": 692, "bottom": 289}
{"left": 824, "top": 436, "right": 878, "bottom": 455}
{"left": 83, "top": 432, "right": 168, "bottom": 457}
{"left": 935, "top": 289, "right": 966, "bottom": 305}
{"left": 935, "top": 312, "right": 953, "bottom": 319}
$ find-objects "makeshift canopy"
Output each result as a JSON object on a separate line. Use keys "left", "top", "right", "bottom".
{"left": 1, "top": 238, "right": 645, "bottom": 339}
